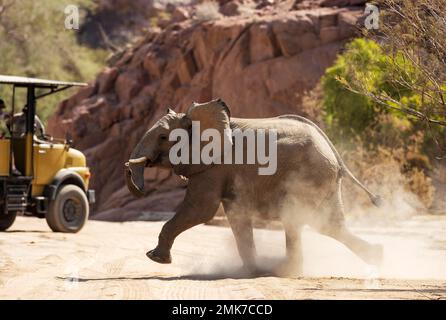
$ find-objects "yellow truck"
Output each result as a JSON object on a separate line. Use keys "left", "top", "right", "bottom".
{"left": 0, "top": 75, "right": 95, "bottom": 232}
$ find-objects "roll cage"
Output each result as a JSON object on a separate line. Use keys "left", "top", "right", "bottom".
{"left": 0, "top": 75, "right": 87, "bottom": 177}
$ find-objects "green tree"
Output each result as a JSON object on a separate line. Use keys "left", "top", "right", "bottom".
{"left": 331, "top": 0, "right": 446, "bottom": 156}
{"left": 322, "top": 38, "right": 436, "bottom": 207}
{"left": 322, "top": 38, "right": 422, "bottom": 144}
{"left": 0, "top": 0, "right": 106, "bottom": 122}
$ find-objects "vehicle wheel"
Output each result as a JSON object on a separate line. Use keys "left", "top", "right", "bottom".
{"left": 0, "top": 206, "right": 17, "bottom": 231}
{"left": 46, "top": 185, "right": 89, "bottom": 233}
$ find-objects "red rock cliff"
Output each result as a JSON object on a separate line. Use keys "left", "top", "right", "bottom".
{"left": 48, "top": 1, "right": 365, "bottom": 220}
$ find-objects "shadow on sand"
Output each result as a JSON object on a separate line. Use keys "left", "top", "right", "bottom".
{"left": 56, "top": 269, "right": 277, "bottom": 282}
{"left": 55, "top": 275, "right": 446, "bottom": 296}
{"left": 5, "top": 230, "right": 48, "bottom": 233}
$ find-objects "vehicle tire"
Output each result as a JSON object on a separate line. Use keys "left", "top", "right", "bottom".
{"left": 0, "top": 204, "right": 17, "bottom": 231}
{"left": 46, "top": 185, "right": 89, "bottom": 233}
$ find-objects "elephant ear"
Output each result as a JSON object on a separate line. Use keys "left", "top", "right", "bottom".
{"left": 187, "top": 98, "right": 231, "bottom": 136}
{"left": 173, "top": 98, "right": 232, "bottom": 177}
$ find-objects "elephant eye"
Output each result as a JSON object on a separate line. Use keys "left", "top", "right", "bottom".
{"left": 159, "top": 134, "right": 168, "bottom": 141}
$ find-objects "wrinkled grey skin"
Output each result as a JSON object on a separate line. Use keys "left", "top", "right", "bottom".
{"left": 126, "top": 99, "right": 383, "bottom": 276}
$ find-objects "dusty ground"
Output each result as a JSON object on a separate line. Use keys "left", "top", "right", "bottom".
{"left": 1, "top": 215, "right": 446, "bottom": 299}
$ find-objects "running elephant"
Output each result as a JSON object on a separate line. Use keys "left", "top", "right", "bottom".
{"left": 125, "top": 98, "right": 383, "bottom": 276}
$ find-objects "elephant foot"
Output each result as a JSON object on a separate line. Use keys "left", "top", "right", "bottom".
{"left": 238, "top": 264, "right": 256, "bottom": 277}
{"left": 274, "top": 260, "right": 303, "bottom": 278}
{"left": 239, "top": 265, "right": 271, "bottom": 278}
{"left": 146, "top": 247, "right": 172, "bottom": 264}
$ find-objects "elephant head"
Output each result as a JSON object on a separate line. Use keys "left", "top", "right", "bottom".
{"left": 125, "top": 98, "right": 231, "bottom": 198}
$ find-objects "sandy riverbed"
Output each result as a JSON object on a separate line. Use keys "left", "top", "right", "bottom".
{"left": 1, "top": 215, "right": 446, "bottom": 299}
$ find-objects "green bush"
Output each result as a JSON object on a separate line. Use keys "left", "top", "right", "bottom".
{"left": 322, "top": 38, "right": 422, "bottom": 147}
{"left": 321, "top": 38, "right": 440, "bottom": 208}
{"left": 0, "top": 0, "right": 106, "bottom": 122}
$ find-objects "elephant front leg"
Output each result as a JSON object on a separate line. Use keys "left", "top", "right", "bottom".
{"left": 147, "top": 202, "right": 220, "bottom": 264}
{"left": 147, "top": 177, "right": 222, "bottom": 264}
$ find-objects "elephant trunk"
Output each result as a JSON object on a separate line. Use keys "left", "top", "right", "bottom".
{"left": 125, "top": 143, "right": 151, "bottom": 197}
{"left": 125, "top": 160, "right": 146, "bottom": 198}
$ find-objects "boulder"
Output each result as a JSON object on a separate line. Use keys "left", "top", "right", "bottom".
{"left": 114, "top": 70, "right": 144, "bottom": 103}
{"left": 220, "top": 1, "right": 241, "bottom": 16}
{"left": 171, "top": 7, "right": 190, "bottom": 23}
{"left": 97, "top": 67, "right": 119, "bottom": 94}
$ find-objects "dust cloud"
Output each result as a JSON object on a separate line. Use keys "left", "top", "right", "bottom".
{"left": 183, "top": 181, "right": 446, "bottom": 281}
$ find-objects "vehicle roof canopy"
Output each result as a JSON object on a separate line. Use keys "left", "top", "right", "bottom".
{"left": 0, "top": 75, "right": 87, "bottom": 88}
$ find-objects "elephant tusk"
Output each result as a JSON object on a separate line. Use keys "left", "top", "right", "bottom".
{"left": 128, "top": 157, "right": 148, "bottom": 164}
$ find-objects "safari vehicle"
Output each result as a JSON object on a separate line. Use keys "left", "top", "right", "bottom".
{"left": 0, "top": 75, "right": 95, "bottom": 232}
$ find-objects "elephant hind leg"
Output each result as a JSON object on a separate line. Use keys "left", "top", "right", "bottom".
{"left": 319, "top": 223, "right": 383, "bottom": 266}
{"left": 276, "top": 221, "right": 303, "bottom": 278}
{"left": 316, "top": 180, "right": 383, "bottom": 266}
{"left": 224, "top": 206, "right": 257, "bottom": 273}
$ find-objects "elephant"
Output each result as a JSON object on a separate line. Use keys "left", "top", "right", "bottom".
{"left": 125, "top": 98, "right": 383, "bottom": 276}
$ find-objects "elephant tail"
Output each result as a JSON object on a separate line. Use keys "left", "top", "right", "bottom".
{"left": 341, "top": 166, "right": 383, "bottom": 207}
{"left": 278, "top": 114, "right": 383, "bottom": 208}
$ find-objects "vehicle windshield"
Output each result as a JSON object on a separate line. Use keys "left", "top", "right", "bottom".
{"left": 0, "top": 86, "right": 48, "bottom": 141}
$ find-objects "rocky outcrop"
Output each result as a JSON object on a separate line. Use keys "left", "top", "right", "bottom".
{"left": 48, "top": 1, "right": 365, "bottom": 221}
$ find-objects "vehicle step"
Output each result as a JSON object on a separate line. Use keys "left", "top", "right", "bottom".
{"left": 5, "top": 184, "right": 29, "bottom": 212}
